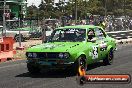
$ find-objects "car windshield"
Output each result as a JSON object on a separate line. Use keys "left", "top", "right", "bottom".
{"left": 49, "top": 28, "right": 86, "bottom": 42}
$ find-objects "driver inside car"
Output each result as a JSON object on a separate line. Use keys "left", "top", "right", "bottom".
{"left": 87, "top": 30, "right": 96, "bottom": 42}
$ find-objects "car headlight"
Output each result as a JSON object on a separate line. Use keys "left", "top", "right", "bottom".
{"left": 59, "top": 53, "right": 64, "bottom": 58}
{"left": 32, "top": 53, "right": 37, "bottom": 58}
{"left": 64, "top": 53, "right": 70, "bottom": 59}
{"left": 27, "top": 52, "right": 33, "bottom": 58}
{"left": 59, "top": 53, "right": 70, "bottom": 59}
{"left": 26, "top": 52, "right": 37, "bottom": 58}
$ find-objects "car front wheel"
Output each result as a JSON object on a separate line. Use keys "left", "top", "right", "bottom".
{"left": 71, "top": 56, "right": 87, "bottom": 75}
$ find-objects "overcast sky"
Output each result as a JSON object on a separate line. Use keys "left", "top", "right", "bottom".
{"left": 27, "top": 0, "right": 68, "bottom": 7}
{"left": 27, "top": 0, "right": 42, "bottom": 7}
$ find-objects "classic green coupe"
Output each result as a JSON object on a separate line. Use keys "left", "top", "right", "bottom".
{"left": 26, "top": 25, "right": 116, "bottom": 74}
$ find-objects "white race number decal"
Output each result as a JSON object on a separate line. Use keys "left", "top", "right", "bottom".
{"left": 89, "top": 46, "right": 98, "bottom": 59}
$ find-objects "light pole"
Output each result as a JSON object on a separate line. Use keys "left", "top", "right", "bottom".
{"left": 75, "top": 0, "right": 77, "bottom": 25}
{"left": 3, "top": 0, "right": 6, "bottom": 37}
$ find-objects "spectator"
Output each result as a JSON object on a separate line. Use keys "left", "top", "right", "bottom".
{"left": 99, "top": 21, "right": 106, "bottom": 30}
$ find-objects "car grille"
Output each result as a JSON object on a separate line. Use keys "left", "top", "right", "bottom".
{"left": 36, "top": 52, "right": 59, "bottom": 59}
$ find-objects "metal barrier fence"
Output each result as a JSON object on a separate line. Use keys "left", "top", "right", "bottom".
{"left": 107, "top": 30, "right": 132, "bottom": 40}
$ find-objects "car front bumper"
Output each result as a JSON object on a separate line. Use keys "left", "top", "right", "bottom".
{"left": 27, "top": 59, "right": 75, "bottom": 69}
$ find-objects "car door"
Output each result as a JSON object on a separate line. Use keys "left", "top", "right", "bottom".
{"left": 94, "top": 27, "right": 107, "bottom": 59}
{"left": 87, "top": 28, "right": 100, "bottom": 64}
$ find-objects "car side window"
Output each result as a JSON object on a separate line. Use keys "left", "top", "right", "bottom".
{"left": 95, "top": 28, "right": 106, "bottom": 40}
{"left": 99, "top": 28, "right": 106, "bottom": 37}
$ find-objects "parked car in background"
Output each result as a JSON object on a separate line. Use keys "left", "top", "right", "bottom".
{"left": 29, "top": 19, "right": 61, "bottom": 39}
{"left": 44, "top": 19, "right": 61, "bottom": 28}
{"left": 29, "top": 28, "right": 42, "bottom": 38}
{"left": 29, "top": 26, "right": 53, "bottom": 39}
{"left": 0, "top": 26, "right": 31, "bottom": 42}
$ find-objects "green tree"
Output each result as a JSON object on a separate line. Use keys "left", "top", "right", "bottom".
{"left": 27, "top": 0, "right": 132, "bottom": 20}
{"left": 27, "top": 5, "right": 38, "bottom": 18}
{"left": 38, "top": 0, "right": 54, "bottom": 18}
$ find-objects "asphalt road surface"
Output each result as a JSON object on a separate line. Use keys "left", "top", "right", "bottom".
{"left": 0, "top": 44, "right": 132, "bottom": 88}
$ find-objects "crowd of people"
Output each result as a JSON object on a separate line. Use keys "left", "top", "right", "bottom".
{"left": 63, "top": 15, "right": 132, "bottom": 32}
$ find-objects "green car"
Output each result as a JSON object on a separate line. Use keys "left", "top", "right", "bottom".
{"left": 26, "top": 25, "right": 116, "bottom": 74}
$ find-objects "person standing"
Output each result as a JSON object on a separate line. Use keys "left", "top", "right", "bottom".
{"left": 41, "top": 24, "right": 46, "bottom": 43}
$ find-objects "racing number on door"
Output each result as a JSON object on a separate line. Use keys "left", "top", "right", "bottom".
{"left": 92, "top": 46, "right": 98, "bottom": 59}
{"left": 89, "top": 46, "right": 98, "bottom": 59}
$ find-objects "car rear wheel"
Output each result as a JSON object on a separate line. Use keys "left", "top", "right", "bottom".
{"left": 103, "top": 49, "right": 114, "bottom": 65}
{"left": 27, "top": 63, "right": 40, "bottom": 75}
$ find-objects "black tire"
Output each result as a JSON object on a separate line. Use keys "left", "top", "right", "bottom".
{"left": 15, "top": 34, "right": 24, "bottom": 42}
{"left": 103, "top": 49, "right": 114, "bottom": 65}
{"left": 71, "top": 56, "right": 87, "bottom": 75}
{"left": 27, "top": 63, "right": 40, "bottom": 75}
